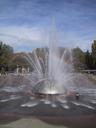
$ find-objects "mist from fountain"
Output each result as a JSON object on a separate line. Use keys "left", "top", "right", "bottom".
{"left": 23, "top": 28, "right": 75, "bottom": 95}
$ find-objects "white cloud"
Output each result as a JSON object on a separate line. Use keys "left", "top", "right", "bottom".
{"left": 0, "top": 26, "right": 45, "bottom": 51}
{"left": 59, "top": 31, "right": 93, "bottom": 51}
{"left": 0, "top": 25, "right": 94, "bottom": 52}
{"left": 0, "top": 26, "right": 42, "bottom": 41}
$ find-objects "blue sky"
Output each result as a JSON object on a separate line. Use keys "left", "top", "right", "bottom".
{"left": 0, "top": 0, "right": 96, "bottom": 52}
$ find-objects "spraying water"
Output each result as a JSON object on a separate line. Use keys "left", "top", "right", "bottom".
{"left": 24, "top": 28, "right": 74, "bottom": 95}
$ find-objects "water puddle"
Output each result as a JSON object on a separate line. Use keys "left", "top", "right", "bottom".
{"left": 0, "top": 86, "right": 25, "bottom": 93}
{"left": 30, "top": 96, "right": 35, "bottom": 100}
{"left": 91, "top": 100, "right": 96, "bottom": 104}
{"left": 61, "top": 104, "right": 70, "bottom": 109}
{"left": 51, "top": 103, "right": 57, "bottom": 108}
{"left": 44, "top": 100, "right": 51, "bottom": 104}
{"left": 58, "top": 98, "right": 67, "bottom": 104}
{"left": 21, "top": 101, "right": 39, "bottom": 107}
{"left": 71, "top": 101, "right": 95, "bottom": 110}
{"left": 0, "top": 95, "right": 21, "bottom": 102}
{"left": 71, "top": 101, "right": 80, "bottom": 106}
{"left": 40, "top": 99, "right": 45, "bottom": 102}
{"left": 80, "top": 103, "right": 95, "bottom": 110}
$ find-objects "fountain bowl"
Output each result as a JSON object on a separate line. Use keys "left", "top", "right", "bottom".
{"left": 32, "top": 79, "right": 68, "bottom": 98}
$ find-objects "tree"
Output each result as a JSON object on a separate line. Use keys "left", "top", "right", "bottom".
{"left": 91, "top": 40, "right": 96, "bottom": 68}
{"left": 73, "top": 47, "right": 86, "bottom": 70}
{"left": 0, "top": 41, "right": 14, "bottom": 71}
{"left": 85, "top": 50, "right": 93, "bottom": 69}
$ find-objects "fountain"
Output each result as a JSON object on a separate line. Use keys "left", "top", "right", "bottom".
{"left": 0, "top": 27, "right": 96, "bottom": 120}
{"left": 23, "top": 29, "right": 74, "bottom": 97}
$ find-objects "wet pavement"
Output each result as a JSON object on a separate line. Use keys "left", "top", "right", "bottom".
{"left": 0, "top": 85, "right": 96, "bottom": 128}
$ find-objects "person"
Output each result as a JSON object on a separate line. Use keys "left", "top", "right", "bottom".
{"left": 75, "top": 92, "right": 80, "bottom": 100}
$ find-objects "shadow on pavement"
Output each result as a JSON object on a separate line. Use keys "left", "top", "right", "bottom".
{"left": 37, "top": 114, "right": 96, "bottom": 128}
{"left": 0, "top": 114, "right": 21, "bottom": 125}
{"left": 0, "top": 113, "right": 96, "bottom": 128}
